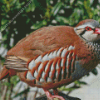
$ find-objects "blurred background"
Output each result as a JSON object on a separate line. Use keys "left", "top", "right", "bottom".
{"left": 0, "top": 0, "right": 100, "bottom": 100}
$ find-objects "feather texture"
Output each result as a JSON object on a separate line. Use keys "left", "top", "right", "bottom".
{"left": 4, "top": 56, "right": 28, "bottom": 71}
{"left": 24, "top": 45, "right": 76, "bottom": 85}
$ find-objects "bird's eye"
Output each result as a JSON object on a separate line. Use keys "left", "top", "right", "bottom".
{"left": 85, "top": 26, "right": 92, "bottom": 31}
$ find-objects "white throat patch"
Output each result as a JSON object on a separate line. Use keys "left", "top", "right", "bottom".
{"left": 82, "top": 31, "right": 99, "bottom": 42}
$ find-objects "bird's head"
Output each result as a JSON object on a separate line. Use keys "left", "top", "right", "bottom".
{"left": 74, "top": 19, "right": 100, "bottom": 42}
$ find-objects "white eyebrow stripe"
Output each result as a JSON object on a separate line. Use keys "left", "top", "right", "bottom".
{"left": 76, "top": 24, "right": 94, "bottom": 29}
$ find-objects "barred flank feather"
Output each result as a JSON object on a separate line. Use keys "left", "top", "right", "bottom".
{"left": 4, "top": 56, "right": 28, "bottom": 71}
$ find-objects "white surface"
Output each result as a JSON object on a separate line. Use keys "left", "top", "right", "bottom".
{"left": 69, "top": 66, "right": 100, "bottom": 100}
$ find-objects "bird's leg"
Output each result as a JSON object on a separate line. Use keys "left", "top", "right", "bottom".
{"left": 43, "top": 89, "right": 65, "bottom": 100}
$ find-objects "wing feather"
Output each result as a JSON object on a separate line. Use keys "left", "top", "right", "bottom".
{"left": 25, "top": 45, "right": 77, "bottom": 84}
{"left": 4, "top": 45, "right": 76, "bottom": 76}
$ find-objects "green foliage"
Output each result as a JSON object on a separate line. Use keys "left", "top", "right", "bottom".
{"left": 10, "top": 76, "right": 20, "bottom": 86}
{"left": 59, "top": 80, "right": 87, "bottom": 92}
{"left": 91, "top": 68, "right": 98, "bottom": 75}
{"left": 0, "top": 0, "right": 100, "bottom": 51}
{"left": 74, "top": 80, "right": 87, "bottom": 86}
{"left": 3, "top": 76, "right": 19, "bottom": 89}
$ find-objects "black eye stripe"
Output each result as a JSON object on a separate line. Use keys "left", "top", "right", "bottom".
{"left": 79, "top": 30, "right": 87, "bottom": 41}
{"left": 80, "top": 30, "right": 86, "bottom": 36}
{"left": 85, "top": 26, "right": 94, "bottom": 31}
{"left": 77, "top": 26, "right": 95, "bottom": 41}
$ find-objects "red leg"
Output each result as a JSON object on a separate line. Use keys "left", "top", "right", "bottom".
{"left": 43, "top": 89, "right": 65, "bottom": 100}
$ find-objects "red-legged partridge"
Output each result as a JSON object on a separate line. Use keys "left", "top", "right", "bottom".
{"left": 0, "top": 19, "right": 100, "bottom": 100}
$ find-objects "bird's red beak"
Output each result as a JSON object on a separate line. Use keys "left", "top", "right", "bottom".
{"left": 94, "top": 28, "right": 100, "bottom": 34}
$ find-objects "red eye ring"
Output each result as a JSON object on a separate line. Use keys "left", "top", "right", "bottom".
{"left": 85, "top": 26, "right": 92, "bottom": 31}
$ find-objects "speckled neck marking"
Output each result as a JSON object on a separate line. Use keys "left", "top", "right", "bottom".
{"left": 87, "top": 42, "right": 100, "bottom": 59}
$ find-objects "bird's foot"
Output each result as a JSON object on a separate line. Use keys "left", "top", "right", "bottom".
{"left": 43, "top": 89, "right": 65, "bottom": 100}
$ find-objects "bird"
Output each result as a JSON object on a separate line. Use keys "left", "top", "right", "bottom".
{"left": 0, "top": 19, "right": 100, "bottom": 100}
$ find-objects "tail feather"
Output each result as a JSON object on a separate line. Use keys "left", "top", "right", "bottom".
{"left": 4, "top": 55, "right": 28, "bottom": 71}
{"left": 0, "top": 56, "right": 28, "bottom": 80}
